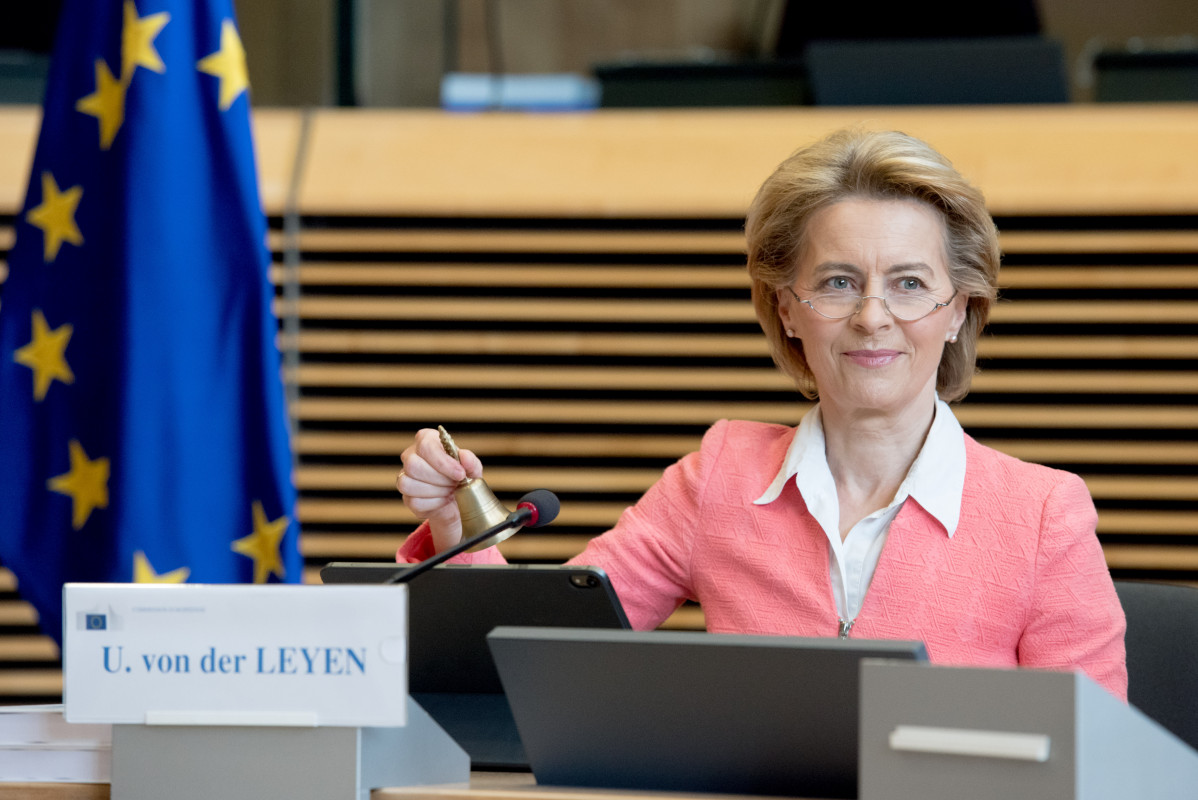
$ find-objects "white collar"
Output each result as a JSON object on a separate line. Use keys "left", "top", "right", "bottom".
{"left": 753, "top": 397, "right": 966, "bottom": 538}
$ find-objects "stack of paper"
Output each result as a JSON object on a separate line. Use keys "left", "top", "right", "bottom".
{"left": 0, "top": 704, "right": 110, "bottom": 783}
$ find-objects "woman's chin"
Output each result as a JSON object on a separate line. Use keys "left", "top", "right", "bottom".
{"left": 822, "top": 380, "right": 935, "bottom": 419}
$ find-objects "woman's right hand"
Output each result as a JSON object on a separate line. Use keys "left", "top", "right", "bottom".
{"left": 397, "top": 428, "right": 484, "bottom": 554}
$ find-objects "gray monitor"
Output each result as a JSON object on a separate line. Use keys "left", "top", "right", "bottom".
{"left": 488, "top": 626, "right": 927, "bottom": 798}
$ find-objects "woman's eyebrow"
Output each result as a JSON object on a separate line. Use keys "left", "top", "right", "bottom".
{"left": 885, "top": 262, "right": 935, "bottom": 275}
{"left": 810, "top": 261, "right": 863, "bottom": 276}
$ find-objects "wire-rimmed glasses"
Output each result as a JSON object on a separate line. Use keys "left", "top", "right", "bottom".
{"left": 787, "top": 287, "right": 957, "bottom": 322}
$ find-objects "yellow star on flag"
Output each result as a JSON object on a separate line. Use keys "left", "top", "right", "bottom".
{"left": 231, "top": 501, "right": 289, "bottom": 583}
{"left": 196, "top": 20, "right": 249, "bottom": 111}
{"left": 13, "top": 309, "right": 74, "bottom": 401}
{"left": 26, "top": 172, "right": 84, "bottom": 263}
{"left": 47, "top": 440, "right": 110, "bottom": 530}
{"left": 133, "top": 551, "right": 190, "bottom": 583}
{"left": 121, "top": 0, "right": 170, "bottom": 80}
{"left": 75, "top": 59, "right": 126, "bottom": 150}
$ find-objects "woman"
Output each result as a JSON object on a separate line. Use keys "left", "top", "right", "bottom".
{"left": 395, "top": 129, "right": 1127, "bottom": 700}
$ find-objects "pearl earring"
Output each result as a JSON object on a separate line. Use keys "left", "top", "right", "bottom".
{"left": 949, "top": 334, "right": 958, "bottom": 343}
{"left": 786, "top": 329, "right": 795, "bottom": 338}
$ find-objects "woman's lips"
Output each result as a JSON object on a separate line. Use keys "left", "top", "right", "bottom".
{"left": 843, "top": 349, "right": 902, "bottom": 367}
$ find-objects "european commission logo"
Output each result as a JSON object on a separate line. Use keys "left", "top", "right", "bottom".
{"left": 76, "top": 610, "right": 118, "bottom": 631}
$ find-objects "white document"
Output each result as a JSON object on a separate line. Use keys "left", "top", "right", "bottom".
{"left": 62, "top": 584, "right": 408, "bottom": 728}
{"left": 0, "top": 704, "right": 110, "bottom": 783}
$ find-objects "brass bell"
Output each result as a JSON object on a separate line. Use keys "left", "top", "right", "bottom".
{"left": 438, "top": 426, "right": 523, "bottom": 551}
{"left": 455, "top": 476, "right": 522, "bottom": 551}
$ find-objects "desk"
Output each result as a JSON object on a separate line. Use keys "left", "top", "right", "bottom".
{"left": 376, "top": 772, "right": 820, "bottom": 800}
{"left": 0, "top": 786, "right": 106, "bottom": 800}
{"left": 0, "top": 772, "right": 822, "bottom": 800}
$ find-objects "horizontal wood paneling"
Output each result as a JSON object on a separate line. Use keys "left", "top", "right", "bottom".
{"left": 293, "top": 398, "right": 1198, "bottom": 427}
{"left": 282, "top": 210, "right": 1195, "bottom": 635}
{"left": 290, "top": 364, "right": 1198, "bottom": 393}
{"left": 296, "top": 106, "right": 1198, "bottom": 217}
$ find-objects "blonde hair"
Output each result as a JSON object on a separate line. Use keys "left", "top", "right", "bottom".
{"left": 745, "top": 128, "right": 999, "bottom": 402}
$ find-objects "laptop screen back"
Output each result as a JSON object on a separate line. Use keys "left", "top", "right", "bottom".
{"left": 488, "top": 626, "right": 927, "bottom": 798}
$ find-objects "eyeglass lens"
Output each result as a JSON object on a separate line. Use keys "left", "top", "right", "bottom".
{"left": 809, "top": 294, "right": 940, "bottom": 321}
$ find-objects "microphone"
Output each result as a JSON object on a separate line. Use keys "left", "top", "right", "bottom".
{"left": 510, "top": 488, "right": 560, "bottom": 529}
{"left": 385, "top": 489, "right": 560, "bottom": 585}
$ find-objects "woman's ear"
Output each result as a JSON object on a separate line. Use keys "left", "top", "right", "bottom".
{"left": 947, "top": 293, "right": 968, "bottom": 339}
{"left": 776, "top": 287, "right": 795, "bottom": 333}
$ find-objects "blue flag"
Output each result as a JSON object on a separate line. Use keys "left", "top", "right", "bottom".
{"left": 0, "top": 0, "right": 300, "bottom": 645}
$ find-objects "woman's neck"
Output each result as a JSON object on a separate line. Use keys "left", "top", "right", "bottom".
{"left": 819, "top": 396, "right": 937, "bottom": 534}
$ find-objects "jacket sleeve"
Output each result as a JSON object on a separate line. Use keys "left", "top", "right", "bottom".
{"left": 395, "top": 521, "right": 508, "bottom": 565}
{"left": 395, "top": 421, "right": 728, "bottom": 631}
{"left": 565, "top": 420, "right": 731, "bottom": 631}
{"left": 1017, "top": 472, "right": 1128, "bottom": 701}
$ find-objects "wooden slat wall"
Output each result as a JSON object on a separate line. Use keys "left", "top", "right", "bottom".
{"left": 285, "top": 221, "right": 1198, "bottom": 563}
{"left": 1, "top": 106, "right": 1197, "bottom": 702}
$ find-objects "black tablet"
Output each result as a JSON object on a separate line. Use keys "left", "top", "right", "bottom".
{"left": 321, "top": 562, "right": 629, "bottom": 692}
{"left": 320, "top": 563, "right": 630, "bottom": 769}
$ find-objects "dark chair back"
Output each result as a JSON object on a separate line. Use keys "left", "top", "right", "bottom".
{"left": 1113, "top": 580, "right": 1198, "bottom": 751}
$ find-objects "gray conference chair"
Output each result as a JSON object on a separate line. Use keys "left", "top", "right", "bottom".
{"left": 1113, "top": 580, "right": 1198, "bottom": 752}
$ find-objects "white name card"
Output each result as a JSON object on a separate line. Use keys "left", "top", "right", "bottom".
{"left": 62, "top": 583, "right": 408, "bottom": 728}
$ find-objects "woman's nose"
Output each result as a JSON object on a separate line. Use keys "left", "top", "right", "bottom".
{"left": 851, "top": 295, "right": 893, "bottom": 329}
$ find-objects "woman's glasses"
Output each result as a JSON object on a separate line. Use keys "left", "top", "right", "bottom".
{"left": 788, "top": 287, "right": 957, "bottom": 322}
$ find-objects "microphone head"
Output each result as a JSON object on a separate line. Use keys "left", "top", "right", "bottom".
{"left": 516, "top": 489, "right": 560, "bottom": 528}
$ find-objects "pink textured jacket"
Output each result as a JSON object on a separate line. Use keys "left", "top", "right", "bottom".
{"left": 399, "top": 419, "right": 1128, "bottom": 700}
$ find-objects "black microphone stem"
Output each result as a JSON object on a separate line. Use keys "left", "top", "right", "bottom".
{"left": 384, "top": 507, "right": 532, "bottom": 585}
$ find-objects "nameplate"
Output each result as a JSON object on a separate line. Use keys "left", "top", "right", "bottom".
{"left": 62, "top": 583, "right": 408, "bottom": 727}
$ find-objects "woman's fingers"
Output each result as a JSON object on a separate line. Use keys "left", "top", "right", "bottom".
{"left": 405, "top": 493, "right": 458, "bottom": 520}
{"left": 399, "top": 429, "right": 469, "bottom": 487}
{"left": 456, "top": 447, "right": 483, "bottom": 480}
{"left": 395, "top": 428, "right": 484, "bottom": 552}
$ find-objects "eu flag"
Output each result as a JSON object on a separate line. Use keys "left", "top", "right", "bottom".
{"left": 0, "top": 0, "right": 300, "bottom": 645}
